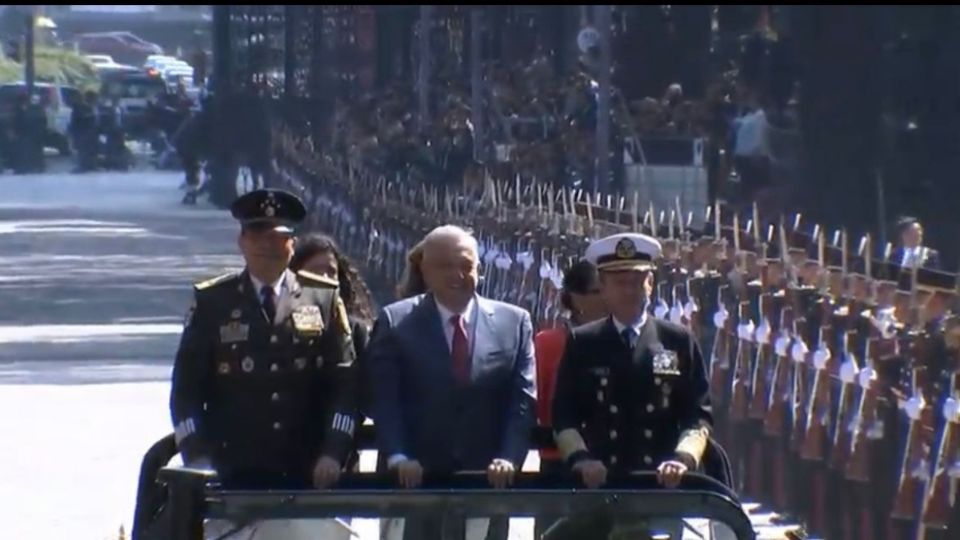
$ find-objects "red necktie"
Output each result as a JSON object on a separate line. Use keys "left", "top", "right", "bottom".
{"left": 450, "top": 314, "right": 471, "bottom": 384}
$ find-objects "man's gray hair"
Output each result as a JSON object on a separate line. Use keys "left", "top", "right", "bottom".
{"left": 422, "top": 224, "right": 480, "bottom": 260}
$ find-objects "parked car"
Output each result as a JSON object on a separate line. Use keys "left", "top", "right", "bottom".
{"left": 99, "top": 70, "right": 169, "bottom": 139}
{"left": 0, "top": 82, "right": 80, "bottom": 155}
{"left": 84, "top": 54, "right": 139, "bottom": 75}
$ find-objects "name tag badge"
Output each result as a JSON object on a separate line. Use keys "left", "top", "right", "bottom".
{"left": 652, "top": 350, "right": 681, "bottom": 376}
{"left": 292, "top": 305, "right": 324, "bottom": 334}
{"left": 219, "top": 322, "right": 249, "bottom": 344}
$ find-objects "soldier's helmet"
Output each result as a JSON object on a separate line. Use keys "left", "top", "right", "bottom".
{"left": 586, "top": 233, "right": 663, "bottom": 273}
{"left": 230, "top": 189, "right": 306, "bottom": 235}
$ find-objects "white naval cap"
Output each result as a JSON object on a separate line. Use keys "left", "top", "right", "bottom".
{"left": 585, "top": 233, "right": 662, "bottom": 272}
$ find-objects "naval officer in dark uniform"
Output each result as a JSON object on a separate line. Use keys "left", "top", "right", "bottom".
{"left": 551, "top": 232, "right": 712, "bottom": 536}
{"left": 170, "top": 188, "right": 359, "bottom": 491}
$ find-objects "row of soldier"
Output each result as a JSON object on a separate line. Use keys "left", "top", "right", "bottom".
{"left": 272, "top": 120, "right": 960, "bottom": 540}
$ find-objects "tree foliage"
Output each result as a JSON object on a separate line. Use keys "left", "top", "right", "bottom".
{"left": 0, "top": 46, "right": 100, "bottom": 91}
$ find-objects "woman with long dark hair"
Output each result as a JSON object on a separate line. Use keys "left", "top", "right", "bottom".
{"left": 290, "top": 234, "right": 376, "bottom": 423}
{"left": 290, "top": 233, "right": 376, "bottom": 328}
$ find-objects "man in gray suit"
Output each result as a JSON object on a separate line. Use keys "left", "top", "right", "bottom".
{"left": 369, "top": 225, "right": 537, "bottom": 540}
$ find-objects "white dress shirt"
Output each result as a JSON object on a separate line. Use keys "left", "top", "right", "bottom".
{"left": 435, "top": 296, "right": 477, "bottom": 353}
{"left": 249, "top": 272, "right": 286, "bottom": 305}
{"left": 612, "top": 312, "right": 648, "bottom": 348}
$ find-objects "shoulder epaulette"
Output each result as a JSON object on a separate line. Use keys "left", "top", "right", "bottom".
{"left": 296, "top": 269, "right": 339, "bottom": 288}
{"left": 194, "top": 272, "right": 238, "bottom": 291}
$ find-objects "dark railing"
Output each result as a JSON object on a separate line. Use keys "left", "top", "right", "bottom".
{"left": 158, "top": 468, "right": 754, "bottom": 540}
{"left": 135, "top": 423, "right": 742, "bottom": 540}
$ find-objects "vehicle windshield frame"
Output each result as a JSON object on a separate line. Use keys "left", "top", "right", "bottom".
{"left": 194, "top": 472, "right": 755, "bottom": 540}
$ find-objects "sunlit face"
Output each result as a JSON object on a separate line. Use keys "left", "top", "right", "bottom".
{"left": 301, "top": 251, "right": 339, "bottom": 282}
{"left": 901, "top": 223, "right": 923, "bottom": 248}
{"left": 600, "top": 269, "right": 654, "bottom": 323}
{"left": 421, "top": 236, "right": 479, "bottom": 309}
{"left": 238, "top": 223, "right": 295, "bottom": 274}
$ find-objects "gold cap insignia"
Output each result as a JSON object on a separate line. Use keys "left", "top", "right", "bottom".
{"left": 615, "top": 238, "right": 636, "bottom": 259}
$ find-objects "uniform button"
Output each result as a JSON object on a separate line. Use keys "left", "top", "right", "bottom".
{"left": 609, "top": 405, "right": 619, "bottom": 414}
{"left": 270, "top": 335, "right": 278, "bottom": 344}
{"left": 644, "top": 429, "right": 653, "bottom": 439}
{"left": 643, "top": 455, "right": 653, "bottom": 465}
{"left": 273, "top": 422, "right": 282, "bottom": 431}
{"left": 231, "top": 344, "right": 238, "bottom": 350}
{"left": 597, "top": 391, "right": 605, "bottom": 402}
{"left": 600, "top": 378, "right": 608, "bottom": 387}
{"left": 610, "top": 456, "right": 618, "bottom": 465}
{"left": 580, "top": 422, "right": 587, "bottom": 429}
{"left": 271, "top": 392, "right": 280, "bottom": 402}
{"left": 270, "top": 363, "right": 279, "bottom": 372}
{"left": 646, "top": 404, "right": 655, "bottom": 413}
{"left": 609, "top": 430, "right": 618, "bottom": 440}
{"left": 654, "top": 377, "right": 662, "bottom": 386}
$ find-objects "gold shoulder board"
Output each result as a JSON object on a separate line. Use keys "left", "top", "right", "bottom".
{"left": 194, "top": 272, "right": 237, "bottom": 291}
{"left": 336, "top": 296, "right": 352, "bottom": 336}
{"left": 297, "top": 270, "right": 339, "bottom": 288}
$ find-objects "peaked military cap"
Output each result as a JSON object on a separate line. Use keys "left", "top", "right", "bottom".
{"left": 585, "top": 232, "right": 662, "bottom": 272}
{"left": 230, "top": 189, "right": 306, "bottom": 234}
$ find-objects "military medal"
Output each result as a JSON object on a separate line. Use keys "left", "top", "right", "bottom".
{"left": 291, "top": 305, "right": 324, "bottom": 334}
{"left": 652, "top": 350, "right": 681, "bottom": 375}
{"left": 241, "top": 356, "right": 255, "bottom": 372}
{"left": 294, "top": 357, "right": 307, "bottom": 370}
{"left": 220, "top": 322, "right": 249, "bottom": 344}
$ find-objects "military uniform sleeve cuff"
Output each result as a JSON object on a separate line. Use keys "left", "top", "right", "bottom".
{"left": 387, "top": 454, "right": 409, "bottom": 469}
{"left": 566, "top": 450, "right": 592, "bottom": 468}
{"left": 555, "top": 428, "right": 589, "bottom": 461}
{"left": 675, "top": 426, "right": 709, "bottom": 468}
{"left": 174, "top": 418, "right": 198, "bottom": 446}
{"left": 673, "top": 451, "right": 698, "bottom": 471}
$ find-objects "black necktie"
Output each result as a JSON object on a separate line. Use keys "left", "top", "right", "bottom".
{"left": 260, "top": 285, "right": 276, "bottom": 323}
{"left": 621, "top": 327, "right": 636, "bottom": 349}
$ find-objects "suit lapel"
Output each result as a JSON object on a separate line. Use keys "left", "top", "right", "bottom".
{"left": 471, "top": 296, "right": 499, "bottom": 368}
{"left": 239, "top": 270, "right": 267, "bottom": 322}
{"left": 417, "top": 294, "right": 452, "bottom": 368}
{"left": 633, "top": 317, "right": 661, "bottom": 368}
{"left": 273, "top": 269, "right": 301, "bottom": 327}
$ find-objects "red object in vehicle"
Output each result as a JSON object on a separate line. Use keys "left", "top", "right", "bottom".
{"left": 534, "top": 327, "right": 569, "bottom": 462}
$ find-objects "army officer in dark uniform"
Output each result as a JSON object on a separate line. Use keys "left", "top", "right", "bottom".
{"left": 170, "top": 188, "right": 358, "bottom": 490}
{"left": 552, "top": 232, "right": 712, "bottom": 488}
